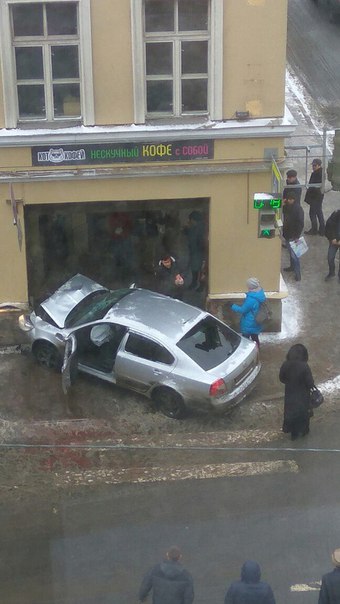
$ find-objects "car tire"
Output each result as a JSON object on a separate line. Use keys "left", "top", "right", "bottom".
{"left": 152, "top": 387, "right": 186, "bottom": 420}
{"left": 33, "top": 341, "right": 62, "bottom": 370}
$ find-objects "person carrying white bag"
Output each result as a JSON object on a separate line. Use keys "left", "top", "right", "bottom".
{"left": 282, "top": 192, "right": 305, "bottom": 282}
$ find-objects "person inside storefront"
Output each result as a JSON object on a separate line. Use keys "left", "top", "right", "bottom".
{"left": 108, "top": 212, "right": 135, "bottom": 281}
{"left": 155, "top": 255, "right": 184, "bottom": 300}
{"left": 184, "top": 211, "right": 205, "bottom": 291}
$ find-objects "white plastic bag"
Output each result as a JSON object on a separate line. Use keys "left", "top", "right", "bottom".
{"left": 289, "top": 236, "right": 308, "bottom": 258}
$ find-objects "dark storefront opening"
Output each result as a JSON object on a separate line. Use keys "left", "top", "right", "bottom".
{"left": 25, "top": 198, "right": 209, "bottom": 307}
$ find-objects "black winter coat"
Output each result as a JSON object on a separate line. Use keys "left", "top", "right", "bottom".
{"left": 325, "top": 210, "right": 340, "bottom": 242}
{"left": 318, "top": 568, "right": 340, "bottom": 604}
{"left": 282, "top": 202, "right": 304, "bottom": 240}
{"left": 304, "top": 167, "right": 324, "bottom": 204}
{"left": 224, "top": 561, "right": 276, "bottom": 604}
{"left": 139, "top": 560, "right": 194, "bottom": 604}
{"left": 283, "top": 179, "right": 302, "bottom": 205}
{"left": 279, "top": 360, "right": 314, "bottom": 432}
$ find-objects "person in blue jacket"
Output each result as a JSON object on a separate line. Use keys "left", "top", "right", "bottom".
{"left": 231, "top": 277, "right": 266, "bottom": 348}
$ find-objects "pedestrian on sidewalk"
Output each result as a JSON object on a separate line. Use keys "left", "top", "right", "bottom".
{"left": 318, "top": 549, "right": 340, "bottom": 604}
{"left": 283, "top": 169, "right": 302, "bottom": 205}
{"left": 304, "top": 158, "right": 325, "bottom": 236}
{"left": 155, "top": 254, "right": 184, "bottom": 299}
{"left": 224, "top": 560, "right": 276, "bottom": 604}
{"left": 231, "top": 277, "right": 266, "bottom": 349}
{"left": 138, "top": 546, "right": 194, "bottom": 604}
{"left": 324, "top": 210, "right": 340, "bottom": 282}
{"left": 279, "top": 343, "right": 315, "bottom": 441}
{"left": 282, "top": 192, "right": 304, "bottom": 282}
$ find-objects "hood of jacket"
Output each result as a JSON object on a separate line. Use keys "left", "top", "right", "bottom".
{"left": 159, "top": 560, "right": 186, "bottom": 580}
{"left": 241, "top": 560, "right": 261, "bottom": 583}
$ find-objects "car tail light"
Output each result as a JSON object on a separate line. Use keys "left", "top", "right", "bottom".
{"left": 209, "top": 378, "right": 227, "bottom": 397}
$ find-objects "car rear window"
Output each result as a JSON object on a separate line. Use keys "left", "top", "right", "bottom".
{"left": 177, "top": 316, "right": 240, "bottom": 370}
{"left": 65, "top": 289, "right": 132, "bottom": 327}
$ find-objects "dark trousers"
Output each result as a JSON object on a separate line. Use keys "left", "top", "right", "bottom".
{"left": 286, "top": 239, "right": 301, "bottom": 280}
{"left": 242, "top": 333, "right": 260, "bottom": 348}
{"left": 327, "top": 243, "right": 340, "bottom": 276}
{"left": 309, "top": 199, "right": 325, "bottom": 234}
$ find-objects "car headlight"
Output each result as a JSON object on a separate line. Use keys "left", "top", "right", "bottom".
{"left": 18, "top": 314, "right": 34, "bottom": 332}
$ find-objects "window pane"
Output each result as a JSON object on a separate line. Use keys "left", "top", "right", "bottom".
{"left": 12, "top": 4, "right": 43, "bottom": 36}
{"left": 145, "top": 0, "right": 174, "bottom": 32}
{"left": 146, "top": 43, "right": 172, "bottom": 75}
{"left": 52, "top": 46, "right": 79, "bottom": 78}
{"left": 125, "top": 334, "right": 174, "bottom": 364}
{"left": 15, "top": 47, "right": 43, "bottom": 80}
{"left": 182, "top": 41, "right": 208, "bottom": 74}
{"left": 18, "top": 84, "right": 45, "bottom": 118}
{"left": 53, "top": 84, "right": 80, "bottom": 117}
{"left": 177, "top": 317, "right": 240, "bottom": 370}
{"left": 147, "top": 80, "right": 173, "bottom": 113}
{"left": 47, "top": 3, "right": 78, "bottom": 35}
{"left": 178, "top": 0, "right": 208, "bottom": 31}
{"left": 182, "top": 79, "right": 207, "bottom": 112}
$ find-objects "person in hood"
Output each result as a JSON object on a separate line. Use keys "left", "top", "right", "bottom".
{"left": 155, "top": 255, "right": 184, "bottom": 300}
{"left": 319, "top": 548, "right": 340, "bottom": 604}
{"left": 231, "top": 278, "right": 266, "bottom": 348}
{"left": 279, "top": 343, "right": 315, "bottom": 441}
{"left": 224, "top": 560, "right": 276, "bottom": 604}
{"left": 138, "top": 546, "right": 194, "bottom": 604}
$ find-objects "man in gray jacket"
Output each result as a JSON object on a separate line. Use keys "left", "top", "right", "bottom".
{"left": 319, "top": 549, "right": 340, "bottom": 604}
{"left": 139, "top": 546, "right": 194, "bottom": 604}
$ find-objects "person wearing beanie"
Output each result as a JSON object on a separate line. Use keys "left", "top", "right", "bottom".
{"left": 283, "top": 169, "right": 302, "bottom": 205}
{"left": 304, "top": 158, "right": 325, "bottom": 235}
{"left": 231, "top": 278, "right": 266, "bottom": 348}
{"left": 138, "top": 546, "right": 194, "bottom": 604}
{"left": 224, "top": 560, "right": 276, "bottom": 604}
{"left": 318, "top": 549, "right": 340, "bottom": 604}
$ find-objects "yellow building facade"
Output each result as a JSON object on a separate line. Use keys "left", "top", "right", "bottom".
{"left": 0, "top": 0, "right": 294, "bottom": 326}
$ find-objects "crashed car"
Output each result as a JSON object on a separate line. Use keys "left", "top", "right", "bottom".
{"left": 19, "top": 274, "right": 261, "bottom": 419}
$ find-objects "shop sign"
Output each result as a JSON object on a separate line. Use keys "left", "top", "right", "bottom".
{"left": 31, "top": 140, "right": 214, "bottom": 166}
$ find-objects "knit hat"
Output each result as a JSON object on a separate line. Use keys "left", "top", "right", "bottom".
{"left": 247, "top": 277, "right": 260, "bottom": 290}
{"left": 332, "top": 549, "right": 340, "bottom": 567}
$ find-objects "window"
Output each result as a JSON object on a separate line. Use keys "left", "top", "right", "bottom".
{"left": 131, "top": 0, "right": 223, "bottom": 122}
{"left": 177, "top": 317, "right": 240, "bottom": 370}
{"left": 125, "top": 334, "right": 174, "bottom": 365}
{"left": 0, "top": 0, "right": 94, "bottom": 127}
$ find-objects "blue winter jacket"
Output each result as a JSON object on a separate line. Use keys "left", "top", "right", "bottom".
{"left": 231, "top": 289, "right": 266, "bottom": 335}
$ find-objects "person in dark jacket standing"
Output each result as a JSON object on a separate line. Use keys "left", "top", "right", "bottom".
{"left": 279, "top": 343, "right": 315, "bottom": 440}
{"left": 224, "top": 560, "right": 276, "bottom": 604}
{"left": 184, "top": 211, "right": 205, "bottom": 290}
{"left": 138, "top": 546, "right": 194, "bottom": 604}
{"left": 155, "top": 255, "right": 184, "bottom": 299}
{"left": 283, "top": 169, "right": 302, "bottom": 205}
{"left": 324, "top": 210, "right": 340, "bottom": 282}
{"left": 304, "top": 158, "right": 325, "bottom": 235}
{"left": 282, "top": 192, "right": 304, "bottom": 281}
{"left": 318, "top": 549, "right": 340, "bottom": 604}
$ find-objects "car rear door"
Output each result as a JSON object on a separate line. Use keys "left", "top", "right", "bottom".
{"left": 115, "top": 332, "right": 176, "bottom": 393}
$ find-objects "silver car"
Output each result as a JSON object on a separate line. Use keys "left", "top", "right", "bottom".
{"left": 19, "top": 274, "right": 261, "bottom": 419}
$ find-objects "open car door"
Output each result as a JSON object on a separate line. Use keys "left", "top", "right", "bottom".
{"left": 61, "top": 333, "right": 78, "bottom": 394}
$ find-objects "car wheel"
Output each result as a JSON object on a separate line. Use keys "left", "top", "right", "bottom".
{"left": 33, "top": 341, "right": 62, "bottom": 370}
{"left": 153, "top": 387, "right": 186, "bottom": 419}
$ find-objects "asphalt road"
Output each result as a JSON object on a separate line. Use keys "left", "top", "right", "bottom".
{"left": 288, "top": 0, "right": 340, "bottom": 125}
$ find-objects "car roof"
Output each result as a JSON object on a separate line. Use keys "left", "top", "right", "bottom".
{"left": 104, "top": 289, "right": 204, "bottom": 342}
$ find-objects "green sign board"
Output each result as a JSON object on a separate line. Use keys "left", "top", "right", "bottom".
{"left": 253, "top": 198, "right": 282, "bottom": 210}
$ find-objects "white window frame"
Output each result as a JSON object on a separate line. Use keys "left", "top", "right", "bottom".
{"left": 131, "top": 0, "right": 223, "bottom": 124}
{"left": 0, "top": 0, "right": 94, "bottom": 128}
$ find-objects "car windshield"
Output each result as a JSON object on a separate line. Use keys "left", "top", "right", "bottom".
{"left": 177, "top": 316, "right": 240, "bottom": 370}
{"left": 65, "top": 289, "right": 132, "bottom": 327}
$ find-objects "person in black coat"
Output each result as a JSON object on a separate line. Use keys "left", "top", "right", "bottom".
{"left": 304, "top": 158, "right": 325, "bottom": 235}
{"left": 155, "top": 255, "right": 184, "bottom": 300}
{"left": 282, "top": 192, "right": 304, "bottom": 281}
{"left": 279, "top": 343, "right": 315, "bottom": 440}
{"left": 319, "top": 549, "right": 340, "bottom": 604}
{"left": 324, "top": 210, "right": 340, "bottom": 281}
{"left": 138, "top": 546, "right": 194, "bottom": 604}
{"left": 224, "top": 560, "right": 276, "bottom": 604}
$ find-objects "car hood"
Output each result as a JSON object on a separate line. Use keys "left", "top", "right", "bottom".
{"left": 40, "top": 274, "right": 107, "bottom": 328}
